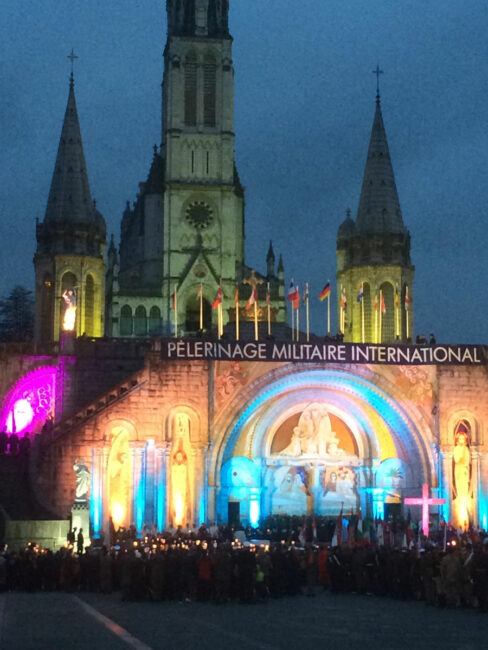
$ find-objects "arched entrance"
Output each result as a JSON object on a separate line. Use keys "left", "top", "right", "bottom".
{"left": 210, "top": 368, "right": 433, "bottom": 525}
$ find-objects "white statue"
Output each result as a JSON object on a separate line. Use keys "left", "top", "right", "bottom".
{"left": 73, "top": 458, "right": 90, "bottom": 501}
{"left": 279, "top": 403, "right": 348, "bottom": 458}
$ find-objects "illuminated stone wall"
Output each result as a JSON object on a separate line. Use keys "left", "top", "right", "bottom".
{"left": 1, "top": 344, "right": 488, "bottom": 533}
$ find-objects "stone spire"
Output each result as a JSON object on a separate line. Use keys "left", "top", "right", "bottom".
{"left": 166, "top": 0, "right": 230, "bottom": 38}
{"left": 266, "top": 240, "right": 275, "bottom": 277}
{"left": 44, "top": 74, "right": 99, "bottom": 227}
{"left": 355, "top": 94, "right": 406, "bottom": 236}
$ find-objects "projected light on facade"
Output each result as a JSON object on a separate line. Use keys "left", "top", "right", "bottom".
{"left": 0, "top": 366, "right": 58, "bottom": 436}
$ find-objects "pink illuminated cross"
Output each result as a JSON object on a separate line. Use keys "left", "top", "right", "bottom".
{"left": 404, "top": 483, "right": 446, "bottom": 537}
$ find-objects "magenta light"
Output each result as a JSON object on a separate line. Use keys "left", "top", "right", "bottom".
{"left": 0, "top": 366, "right": 58, "bottom": 437}
{"left": 404, "top": 483, "right": 446, "bottom": 537}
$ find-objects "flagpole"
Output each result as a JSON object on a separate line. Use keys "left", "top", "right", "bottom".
{"left": 253, "top": 298, "right": 258, "bottom": 341}
{"left": 405, "top": 285, "right": 410, "bottom": 340}
{"left": 296, "top": 295, "right": 299, "bottom": 342}
{"left": 327, "top": 294, "right": 330, "bottom": 336}
{"left": 340, "top": 285, "right": 343, "bottom": 333}
{"left": 199, "top": 283, "right": 203, "bottom": 330}
{"left": 235, "top": 285, "right": 240, "bottom": 341}
{"left": 174, "top": 284, "right": 178, "bottom": 338}
{"left": 375, "top": 294, "right": 378, "bottom": 343}
{"left": 291, "top": 304, "right": 294, "bottom": 341}
{"left": 395, "top": 287, "right": 400, "bottom": 339}
{"left": 361, "top": 294, "right": 365, "bottom": 343}
{"left": 306, "top": 294, "right": 310, "bottom": 343}
{"left": 267, "top": 282, "right": 271, "bottom": 337}
{"left": 380, "top": 289, "right": 384, "bottom": 343}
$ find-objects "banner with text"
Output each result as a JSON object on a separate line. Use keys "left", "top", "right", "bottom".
{"left": 160, "top": 340, "right": 486, "bottom": 365}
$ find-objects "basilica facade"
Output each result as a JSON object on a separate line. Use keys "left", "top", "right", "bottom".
{"left": 1, "top": 1, "right": 487, "bottom": 546}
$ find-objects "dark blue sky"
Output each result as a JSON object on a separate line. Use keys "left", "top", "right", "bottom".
{"left": 1, "top": 0, "right": 487, "bottom": 343}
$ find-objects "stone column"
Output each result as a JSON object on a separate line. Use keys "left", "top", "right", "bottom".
{"left": 192, "top": 445, "right": 206, "bottom": 525}
{"left": 440, "top": 449, "right": 452, "bottom": 523}
{"left": 479, "top": 452, "right": 488, "bottom": 529}
{"left": 145, "top": 440, "right": 156, "bottom": 527}
{"left": 471, "top": 449, "right": 481, "bottom": 526}
{"left": 155, "top": 444, "right": 168, "bottom": 532}
{"left": 131, "top": 444, "right": 146, "bottom": 535}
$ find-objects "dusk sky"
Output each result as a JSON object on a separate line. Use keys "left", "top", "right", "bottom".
{"left": 1, "top": 0, "right": 487, "bottom": 343}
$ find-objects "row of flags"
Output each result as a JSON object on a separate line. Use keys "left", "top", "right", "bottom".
{"left": 171, "top": 279, "right": 411, "bottom": 340}
{"left": 172, "top": 280, "right": 411, "bottom": 312}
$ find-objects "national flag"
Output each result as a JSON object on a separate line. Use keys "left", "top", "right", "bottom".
{"left": 374, "top": 294, "right": 379, "bottom": 311}
{"left": 357, "top": 283, "right": 364, "bottom": 302}
{"left": 318, "top": 282, "right": 331, "bottom": 301}
{"left": 340, "top": 288, "right": 347, "bottom": 312}
{"left": 266, "top": 282, "right": 271, "bottom": 306}
{"left": 197, "top": 284, "right": 203, "bottom": 299}
{"left": 287, "top": 280, "right": 299, "bottom": 305}
{"left": 234, "top": 283, "right": 239, "bottom": 307}
{"left": 212, "top": 283, "right": 223, "bottom": 309}
{"left": 405, "top": 293, "right": 410, "bottom": 311}
{"left": 293, "top": 285, "right": 300, "bottom": 310}
{"left": 395, "top": 287, "right": 400, "bottom": 308}
{"left": 302, "top": 282, "right": 309, "bottom": 305}
{"left": 381, "top": 292, "right": 386, "bottom": 313}
{"left": 171, "top": 289, "right": 177, "bottom": 309}
{"left": 246, "top": 286, "right": 258, "bottom": 310}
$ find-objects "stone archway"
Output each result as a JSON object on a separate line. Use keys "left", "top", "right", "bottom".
{"left": 210, "top": 367, "right": 434, "bottom": 524}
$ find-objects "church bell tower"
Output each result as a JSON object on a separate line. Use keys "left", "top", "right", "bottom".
{"left": 336, "top": 87, "right": 414, "bottom": 343}
{"left": 112, "top": 0, "right": 245, "bottom": 336}
{"left": 34, "top": 72, "right": 107, "bottom": 342}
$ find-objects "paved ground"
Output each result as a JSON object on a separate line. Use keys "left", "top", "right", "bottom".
{"left": 1, "top": 590, "right": 488, "bottom": 650}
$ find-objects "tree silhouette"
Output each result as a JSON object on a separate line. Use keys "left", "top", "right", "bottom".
{"left": 0, "top": 286, "right": 34, "bottom": 342}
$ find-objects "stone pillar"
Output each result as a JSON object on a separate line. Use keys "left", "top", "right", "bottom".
{"left": 131, "top": 444, "right": 146, "bottom": 535}
{"left": 479, "top": 452, "right": 488, "bottom": 529}
{"left": 155, "top": 444, "right": 168, "bottom": 532}
{"left": 145, "top": 440, "right": 156, "bottom": 527}
{"left": 471, "top": 449, "right": 481, "bottom": 526}
{"left": 90, "top": 447, "right": 106, "bottom": 540}
{"left": 440, "top": 449, "right": 452, "bottom": 523}
{"left": 192, "top": 445, "right": 206, "bottom": 525}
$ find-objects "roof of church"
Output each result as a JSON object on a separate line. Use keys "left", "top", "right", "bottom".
{"left": 44, "top": 74, "right": 105, "bottom": 233}
{"left": 355, "top": 94, "right": 406, "bottom": 236}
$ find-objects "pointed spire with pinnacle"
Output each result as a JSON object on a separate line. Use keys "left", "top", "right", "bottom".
{"left": 44, "top": 71, "right": 99, "bottom": 228}
{"left": 355, "top": 80, "right": 406, "bottom": 236}
{"left": 266, "top": 240, "right": 275, "bottom": 276}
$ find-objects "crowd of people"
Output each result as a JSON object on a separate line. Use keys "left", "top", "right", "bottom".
{"left": 0, "top": 430, "right": 30, "bottom": 455}
{"left": 1, "top": 517, "right": 488, "bottom": 611}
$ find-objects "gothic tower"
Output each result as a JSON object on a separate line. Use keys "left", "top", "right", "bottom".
{"left": 34, "top": 73, "right": 107, "bottom": 342}
{"left": 109, "top": 0, "right": 243, "bottom": 337}
{"left": 336, "top": 91, "right": 414, "bottom": 343}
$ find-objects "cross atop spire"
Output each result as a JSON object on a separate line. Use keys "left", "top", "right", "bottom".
{"left": 67, "top": 48, "right": 78, "bottom": 84}
{"left": 372, "top": 64, "right": 383, "bottom": 102}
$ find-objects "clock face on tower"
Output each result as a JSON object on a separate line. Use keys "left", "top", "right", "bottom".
{"left": 185, "top": 201, "right": 214, "bottom": 230}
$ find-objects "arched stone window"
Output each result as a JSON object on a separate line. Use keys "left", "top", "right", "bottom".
{"left": 362, "top": 282, "right": 372, "bottom": 343}
{"left": 184, "top": 52, "right": 197, "bottom": 126}
{"left": 134, "top": 306, "right": 147, "bottom": 337}
{"left": 203, "top": 53, "right": 216, "bottom": 127}
{"left": 120, "top": 305, "right": 133, "bottom": 336}
{"left": 85, "top": 274, "right": 95, "bottom": 336}
{"left": 60, "top": 271, "right": 77, "bottom": 334}
{"left": 40, "top": 272, "right": 54, "bottom": 341}
{"left": 148, "top": 306, "right": 162, "bottom": 335}
{"left": 379, "top": 281, "right": 395, "bottom": 342}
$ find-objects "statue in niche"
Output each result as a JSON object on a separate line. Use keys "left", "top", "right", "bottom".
{"left": 171, "top": 439, "right": 189, "bottom": 526}
{"left": 279, "top": 403, "right": 350, "bottom": 458}
{"left": 62, "top": 289, "right": 77, "bottom": 331}
{"left": 73, "top": 458, "right": 90, "bottom": 502}
{"left": 452, "top": 423, "right": 471, "bottom": 524}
